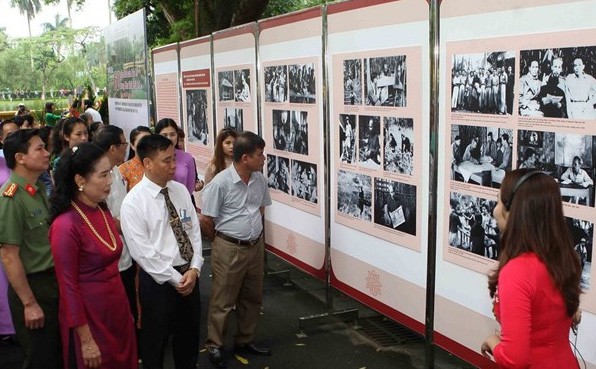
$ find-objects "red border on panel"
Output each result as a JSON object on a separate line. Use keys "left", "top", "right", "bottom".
{"left": 265, "top": 243, "right": 326, "bottom": 280}
{"left": 327, "top": 0, "right": 397, "bottom": 14}
{"left": 434, "top": 332, "right": 499, "bottom": 369}
{"left": 259, "top": 6, "right": 322, "bottom": 30}
{"left": 179, "top": 35, "right": 211, "bottom": 48}
{"left": 213, "top": 23, "right": 256, "bottom": 40}
{"left": 330, "top": 268, "right": 425, "bottom": 335}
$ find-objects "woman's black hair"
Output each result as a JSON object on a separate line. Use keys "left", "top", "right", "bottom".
{"left": 50, "top": 142, "right": 107, "bottom": 222}
{"left": 127, "top": 125, "right": 152, "bottom": 160}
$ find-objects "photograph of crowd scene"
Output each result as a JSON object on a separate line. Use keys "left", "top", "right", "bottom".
{"left": 448, "top": 192, "right": 500, "bottom": 260}
{"left": 264, "top": 65, "right": 288, "bottom": 103}
{"left": 289, "top": 63, "right": 316, "bottom": 104}
{"left": 451, "top": 51, "right": 515, "bottom": 115}
{"left": 566, "top": 216, "right": 593, "bottom": 291}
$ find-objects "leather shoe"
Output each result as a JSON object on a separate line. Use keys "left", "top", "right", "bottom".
{"left": 234, "top": 342, "right": 272, "bottom": 356}
{"left": 208, "top": 347, "right": 227, "bottom": 368}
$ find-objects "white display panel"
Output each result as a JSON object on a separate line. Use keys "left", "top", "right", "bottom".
{"left": 328, "top": 0, "right": 429, "bottom": 332}
{"left": 259, "top": 8, "right": 326, "bottom": 276}
{"left": 437, "top": 1, "right": 596, "bottom": 367}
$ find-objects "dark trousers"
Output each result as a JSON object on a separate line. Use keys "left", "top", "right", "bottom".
{"left": 120, "top": 264, "right": 138, "bottom": 325}
{"left": 138, "top": 269, "right": 200, "bottom": 369}
{"left": 8, "top": 270, "right": 62, "bottom": 369}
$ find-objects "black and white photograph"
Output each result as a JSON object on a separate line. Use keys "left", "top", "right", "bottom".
{"left": 383, "top": 117, "right": 414, "bottom": 175}
{"left": 337, "top": 170, "right": 372, "bottom": 221}
{"left": 264, "top": 65, "right": 288, "bottom": 103}
{"left": 516, "top": 129, "right": 556, "bottom": 172}
{"left": 451, "top": 124, "right": 514, "bottom": 188}
{"left": 186, "top": 90, "right": 209, "bottom": 145}
{"left": 566, "top": 217, "right": 593, "bottom": 291}
{"left": 374, "top": 178, "right": 416, "bottom": 236}
{"left": 272, "top": 109, "right": 290, "bottom": 151}
{"left": 234, "top": 69, "right": 251, "bottom": 102}
{"left": 358, "top": 115, "right": 381, "bottom": 170}
{"left": 289, "top": 63, "right": 316, "bottom": 104}
{"left": 339, "top": 114, "right": 356, "bottom": 164}
{"left": 224, "top": 108, "right": 243, "bottom": 132}
{"left": 267, "top": 154, "right": 290, "bottom": 194}
{"left": 289, "top": 110, "right": 308, "bottom": 155}
{"left": 218, "top": 70, "right": 234, "bottom": 101}
{"left": 364, "top": 55, "right": 406, "bottom": 107}
{"left": 555, "top": 133, "right": 595, "bottom": 207}
{"left": 519, "top": 46, "right": 596, "bottom": 119}
{"left": 291, "top": 159, "right": 317, "bottom": 203}
{"left": 451, "top": 51, "right": 515, "bottom": 115}
{"left": 343, "top": 59, "right": 362, "bottom": 105}
{"left": 448, "top": 192, "right": 500, "bottom": 260}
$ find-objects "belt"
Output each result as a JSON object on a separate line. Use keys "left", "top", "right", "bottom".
{"left": 173, "top": 263, "right": 190, "bottom": 274}
{"left": 215, "top": 231, "right": 262, "bottom": 246}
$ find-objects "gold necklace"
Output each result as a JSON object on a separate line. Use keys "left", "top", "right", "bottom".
{"left": 71, "top": 201, "right": 118, "bottom": 252}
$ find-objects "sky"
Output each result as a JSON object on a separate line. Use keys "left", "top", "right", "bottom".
{"left": 0, "top": 0, "right": 114, "bottom": 39}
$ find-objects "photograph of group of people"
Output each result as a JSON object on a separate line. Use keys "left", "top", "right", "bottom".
{"left": 185, "top": 89, "right": 209, "bottom": 145}
{"left": 264, "top": 65, "right": 288, "bottom": 103}
{"left": 519, "top": 46, "right": 596, "bottom": 119}
{"left": 339, "top": 114, "right": 415, "bottom": 175}
{"left": 218, "top": 69, "right": 251, "bottom": 102}
{"left": 448, "top": 192, "right": 500, "bottom": 260}
{"left": 291, "top": 160, "right": 317, "bottom": 203}
{"left": 364, "top": 55, "right": 407, "bottom": 107}
{"left": 267, "top": 155, "right": 290, "bottom": 194}
{"left": 373, "top": 179, "right": 417, "bottom": 235}
{"left": 337, "top": 170, "right": 372, "bottom": 221}
{"left": 343, "top": 59, "right": 363, "bottom": 105}
{"left": 451, "top": 124, "right": 514, "bottom": 188}
{"left": 223, "top": 108, "right": 243, "bottom": 132}
{"left": 288, "top": 63, "right": 316, "bottom": 104}
{"left": 516, "top": 130, "right": 595, "bottom": 207}
{"left": 272, "top": 109, "right": 309, "bottom": 155}
{"left": 567, "top": 216, "right": 593, "bottom": 290}
{"left": 451, "top": 51, "right": 516, "bottom": 115}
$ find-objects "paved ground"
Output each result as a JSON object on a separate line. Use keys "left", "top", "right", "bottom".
{"left": 0, "top": 243, "right": 476, "bottom": 369}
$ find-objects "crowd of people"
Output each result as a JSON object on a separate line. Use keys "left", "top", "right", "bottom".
{"left": 451, "top": 65, "right": 514, "bottom": 115}
{"left": 0, "top": 107, "right": 273, "bottom": 369}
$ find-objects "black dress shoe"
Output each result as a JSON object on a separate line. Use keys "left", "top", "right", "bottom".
{"left": 208, "top": 347, "right": 227, "bottom": 368}
{"left": 234, "top": 342, "right": 272, "bottom": 356}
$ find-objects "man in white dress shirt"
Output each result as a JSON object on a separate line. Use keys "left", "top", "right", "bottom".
{"left": 200, "top": 131, "right": 272, "bottom": 368}
{"left": 121, "top": 134, "right": 203, "bottom": 369}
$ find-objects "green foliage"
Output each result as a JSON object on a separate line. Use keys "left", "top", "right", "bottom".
{"left": 262, "top": 0, "right": 327, "bottom": 18}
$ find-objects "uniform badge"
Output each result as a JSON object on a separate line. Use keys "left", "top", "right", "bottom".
{"left": 25, "top": 184, "right": 37, "bottom": 196}
{"left": 2, "top": 183, "right": 18, "bottom": 198}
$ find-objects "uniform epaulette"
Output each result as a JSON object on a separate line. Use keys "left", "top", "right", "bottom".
{"left": 2, "top": 183, "right": 18, "bottom": 198}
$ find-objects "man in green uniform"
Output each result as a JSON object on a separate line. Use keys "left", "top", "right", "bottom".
{"left": 0, "top": 129, "right": 62, "bottom": 368}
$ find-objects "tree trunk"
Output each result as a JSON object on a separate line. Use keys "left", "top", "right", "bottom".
{"left": 230, "top": 0, "right": 270, "bottom": 27}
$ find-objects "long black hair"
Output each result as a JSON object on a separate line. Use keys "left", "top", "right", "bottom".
{"left": 50, "top": 142, "right": 107, "bottom": 222}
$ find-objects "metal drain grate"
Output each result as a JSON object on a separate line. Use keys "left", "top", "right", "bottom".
{"left": 356, "top": 316, "right": 424, "bottom": 347}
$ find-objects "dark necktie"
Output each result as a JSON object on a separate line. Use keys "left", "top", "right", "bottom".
{"left": 160, "top": 187, "right": 194, "bottom": 263}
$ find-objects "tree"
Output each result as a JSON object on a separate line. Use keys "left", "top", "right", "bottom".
{"left": 44, "top": 0, "right": 86, "bottom": 28}
{"left": 111, "top": 0, "right": 329, "bottom": 47}
{"left": 10, "top": 0, "right": 42, "bottom": 37}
